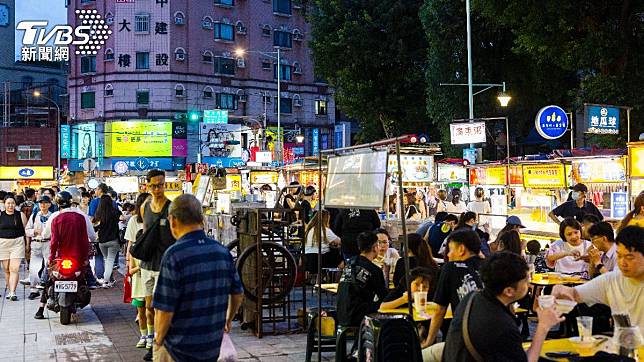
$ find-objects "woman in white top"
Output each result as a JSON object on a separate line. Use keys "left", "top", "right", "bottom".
{"left": 546, "top": 217, "right": 591, "bottom": 276}
{"left": 373, "top": 228, "right": 401, "bottom": 284}
{"left": 304, "top": 209, "right": 343, "bottom": 269}
{"left": 445, "top": 188, "right": 468, "bottom": 215}
{"left": 467, "top": 187, "right": 491, "bottom": 232}
{"left": 435, "top": 190, "right": 448, "bottom": 213}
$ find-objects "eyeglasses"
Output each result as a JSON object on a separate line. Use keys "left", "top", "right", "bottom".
{"left": 148, "top": 183, "right": 165, "bottom": 190}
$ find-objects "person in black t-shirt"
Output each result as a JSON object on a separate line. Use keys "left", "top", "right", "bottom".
{"left": 336, "top": 231, "right": 388, "bottom": 327}
{"left": 334, "top": 209, "right": 381, "bottom": 259}
{"left": 439, "top": 252, "right": 564, "bottom": 362}
{"left": 422, "top": 228, "right": 483, "bottom": 349}
{"left": 548, "top": 183, "right": 603, "bottom": 224}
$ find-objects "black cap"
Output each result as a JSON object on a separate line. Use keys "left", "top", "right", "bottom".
{"left": 569, "top": 183, "right": 588, "bottom": 193}
{"left": 37, "top": 195, "right": 51, "bottom": 203}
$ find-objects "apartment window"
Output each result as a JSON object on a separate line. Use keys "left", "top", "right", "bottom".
{"left": 216, "top": 93, "right": 238, "bottom": 110}
{"left": 261, "top": 25, "right": 271, "bottom": 37}
{"left": 136, "top": 90, "right": 150, "bottom": 105}
{"left": 136, "top": 52, "right": 150, "bottom": 69}
{"left": 214, "top": 0, "right": 234, "bottom": 5}
{"left": 202, "top": 17, "right": 213, "bottom": 29}
{"left": 273, "top": 64, "right": 292, "bottom": 81}
{"left": 202, "top": 51, "right": 214, "bottom": 63}
{"left": 203, "top": 87, "right": 214, "bottom": 99}
{"left": 105, "top": 84, "right": 114, "bottom": 97}
{"left": 273, "top": 0, "right": 291, "bottom": 15}
{"left": 214, "top": 57, "right": 235, "bottom": 75}
{"left": 135, "top": 14, "right": 150, "bottom": 33}
{"left": 273, "top": 31, "right": 292, "bottom": 48}
{"left": 293, "top": 61, "right": 302, "bottom": 74}
{"left": 214, "top": 23, "right": 234, "bottom": 41}
{"left": 104, "top": 48, "right": 114, "bottom": 61}
{"left": 174, "top": 12, "right": 185, "bottom": 25}
{"left": 175, "top": 48, "right": 186, "bottom": 61}
{"left": 261, "top": 60, "right": 272, "bottom": 70}
{"left": 81, "top": 91, "right": 95, "bottom": 109}
{"left": 274, "top": 97, "right": 292, "bottom": 114}
{"left": 261, "top": 94, "right": 272, "bottom": 104}
{"left": 17, "top": 145, "right": 42, "bottom": 161}
{"left": 175, "top": 84, "right": 185, "bottom": 97}
{"left": 80, "top": 56, "right": 96, "bottom": 73}
{"left": 315, "top": 100, "right": 328, "bottom": 115}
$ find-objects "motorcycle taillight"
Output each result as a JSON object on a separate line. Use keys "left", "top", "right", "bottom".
{"left": 61, "top": 259, "right": 73, "bottom": 270}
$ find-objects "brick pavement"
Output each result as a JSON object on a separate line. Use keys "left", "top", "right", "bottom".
{"left": 0, "top": 262, "right": 334, "bottom": 361}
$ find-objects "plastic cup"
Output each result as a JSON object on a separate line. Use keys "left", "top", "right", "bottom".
{"left": 577, "top": 316, "right": 593, "bottom": 342}
{"left": 538, "top": 295, "right": 555, "bottom": 309}
{"left": 413, "top": 291, "right": 428, "bottom": 314}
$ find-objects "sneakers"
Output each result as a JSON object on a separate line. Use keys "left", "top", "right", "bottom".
{"left": 102, "top": 281, "right": 114, "bottom": 289}
{"left": 28, "top": 292, "right": 40, "bottom": 300}
{"left": 146, "top": 335, "right": 153, "bottom": 349}
{"left": 136, "top": 335, "right": 147, "bottom": 348}
{"left": 34, "top": 311, "right": 45, "bottom": 320}
{"left": 19, "top": 278, "right": 31, "bottom": 286}
{"left": 5, "top": 292, "right": 17, "bottom": 301}
{"left": 35, "top": 282, "right": 45, "bottom": 290}
{"left": 10, "top": 295, "right": 18, "bottom": 301}
{"left": 143, "top": 348, "right": 153, "bottom": 361}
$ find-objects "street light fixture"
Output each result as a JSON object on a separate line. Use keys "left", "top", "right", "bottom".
{"left": 33, "top": 90, "right": 61, "bottom": 184}
{"left": 497, "top": 92, "right": 511, "bottom": 108}
{"left": 235, "top": 47, "right": 283, "bottom": 164}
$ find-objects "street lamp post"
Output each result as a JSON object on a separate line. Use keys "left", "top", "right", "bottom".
{"left": 235, "top": 47, "right": 283, "bottom": 164}
{"left": 33, "top": 90, "right": 61, "bottom": 183}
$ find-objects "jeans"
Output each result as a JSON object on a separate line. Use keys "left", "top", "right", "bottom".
{"left": 29, "top": 240, "right": 50, "bottom": 292}
{"left": 98, "top": 240, "right": 120, "bottom": 282}
{"left": 93, "top": 244, "right": 104, "bottom": 280}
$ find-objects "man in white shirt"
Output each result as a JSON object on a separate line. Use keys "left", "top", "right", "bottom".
{"left": 552, "top": 226, "right": 644, "bottom": 330}
{"left": 23, "top": 196, "right": 54, "bottom": 299}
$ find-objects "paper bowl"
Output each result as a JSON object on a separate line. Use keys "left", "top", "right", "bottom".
{"left": 555, "top": 299, "right": 577, "bottom": 314}
{"left": 568, "top": 336, "right": 598, "bottom": 346}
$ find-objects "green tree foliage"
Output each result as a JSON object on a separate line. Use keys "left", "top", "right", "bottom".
{"left": 309, "top": 0, "right": 429, "bottom": 142}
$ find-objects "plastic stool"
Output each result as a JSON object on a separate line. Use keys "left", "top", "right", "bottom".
{"left": 305, "top": 308, "right": 338, "bottom": 362}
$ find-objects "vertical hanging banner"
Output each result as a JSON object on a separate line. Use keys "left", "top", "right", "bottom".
{"left": 60, "top": 125, "right": 71, "bottom": 158}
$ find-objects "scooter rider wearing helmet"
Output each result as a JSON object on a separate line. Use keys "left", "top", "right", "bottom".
{"left": 35, "top": 191, "right": 92, "bottom": 319}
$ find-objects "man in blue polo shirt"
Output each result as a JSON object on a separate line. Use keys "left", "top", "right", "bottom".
{"left": 152, "top": 194, "right": 243, "bottom": 362}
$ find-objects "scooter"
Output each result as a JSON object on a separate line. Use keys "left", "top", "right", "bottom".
{"left": 48, "top": 257, "right": 92, "bottom": 325}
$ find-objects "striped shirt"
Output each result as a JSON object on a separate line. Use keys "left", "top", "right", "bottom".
{"left": 153, "top": 230, "right": 242, "bottom": 362}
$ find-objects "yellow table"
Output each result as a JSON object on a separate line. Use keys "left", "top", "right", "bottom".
{"left": 523, "top": 337, "right": 644, "bottom": 360}
{"left": 318, "top": 283, "right": 338, "bottom": 294}
{"left": 379, "top": 303, "right": 528, "bottom": 322}
{"left": 531, "top": 273, "right": 588, "bottom": 286}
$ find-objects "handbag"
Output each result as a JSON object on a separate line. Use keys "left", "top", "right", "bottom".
{"left": 123, "top": 272, "right": 133, "bottom": 304}
{"left": 130, "top": 201, "right": 170, "bottom": 262}
{"left": 462, "top": 292, "right": 484, "bottom": 362}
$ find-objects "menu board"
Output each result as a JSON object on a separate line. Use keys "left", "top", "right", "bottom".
{"left": 469, "top": 166, "right": 507, "bottom": 186}
{"left": 387, "top": 155, "right": 434, "bottom": 186}
{"left": 522, "top": 164, "right": 566, "bottom": 189}
{"left": 572, "top": 158, "right": 626, "bottom": 183}
{"left": 437, "top": 165, "right": 467, "bottom": 183}
{"left": 250, "top": 171, "right": 278, "bottom": 185}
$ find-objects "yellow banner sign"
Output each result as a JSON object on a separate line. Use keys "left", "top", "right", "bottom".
{"left": 105, "top": 121, "right": 172, "bottom": 157}
{"left": 250, "top": 171, "right": 278, "bottom": 185}
{"left": 522, "top": 164, "right": 566, "bottom": 189}
{"left": 0, "top": 166, "right": 54, "bottom": 180}
{"left": 571, "top": 158, "right": 626, "bottom": 183}
{"left": 630, "top": 146, "right": 644, "bottom": 178}
{"left": 226, "top": 175, "right": 241, "bottom": 191}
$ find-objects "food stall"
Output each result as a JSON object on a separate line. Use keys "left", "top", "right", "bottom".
{"left": 628, "top": 142, "right": 644, "bottom": 206}
{"left": 467, "top": 164, "right": 523, "bottom": 231}
{"left": 435, "top": 161, "right": 469, "bottom": 200}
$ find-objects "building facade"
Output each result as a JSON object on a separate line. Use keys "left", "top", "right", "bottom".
{"left": 67, "top": 0, "right": 335, "bottom": 165}
{"left": 0, "top": 0, "right": 67, "bottom": 177}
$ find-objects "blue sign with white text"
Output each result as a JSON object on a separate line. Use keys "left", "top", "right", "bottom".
{"left": 18, "top": 168, "right": 35, "bottom": 177}
{"left": 611, "top": 192, "right": 628, "bottom": 219}
{"left": 586, "top": 105, "right": 619, "bottom": 135}
{"left": 201, "top": 157, "right": 245, "bottom": 168}
{"left": 535, "top": 105, "right": 568, "bottom": 140}
{"left": 312, "top": 128, "right": 319, "bottom": 156}
{"left": 61, "top": 125, "right": 71, "bottom": 158}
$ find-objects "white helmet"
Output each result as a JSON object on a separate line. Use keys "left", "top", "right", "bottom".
{"left": 64, "top": 186, "right": 82, "bottom": 205}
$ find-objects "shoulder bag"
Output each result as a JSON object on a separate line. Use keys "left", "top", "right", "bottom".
{"left": 462, "top": 292, "right": 484, "bottom": 362}
{"left": 130, "top": 201, "right": 170, "bottom": 262}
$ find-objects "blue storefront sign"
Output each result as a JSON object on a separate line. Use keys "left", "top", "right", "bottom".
{"left": 201, "top": 157, "right": 245, "bottom": 168}
{"left": 312, "top": 128, "right": 319, "bottom": 155}
{"left": 68, "top": 158, "right": 185, "bottom": 172}
{"left": 535, "top": 105, "right": 569, "bottom": 140}
{"left": 611, "top": 192, "right": 628, "bottom": 219}
{"left": 463, "top": 147, "right": 477, "bottom": 165}
{"left": 585, "top": 105, "right": 619, "bottom": 135}
{"left": 60, "top": 125, "right": 71, "bottom": 158}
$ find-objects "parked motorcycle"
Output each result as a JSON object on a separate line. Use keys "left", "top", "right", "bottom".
{"left": 48, "top": 257, "right": 91, "bottom": 325}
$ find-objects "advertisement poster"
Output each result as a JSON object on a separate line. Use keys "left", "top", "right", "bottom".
{"left": 75, "top": 123, "right": 96, "bottom": 159}
{"left": 387, "top": 155, "right": 434, "bottom": 186}
{"left": 200, "top": 123, "right": 242, "bottom": 158}
{"left": 106, "top": 121, "right": 172, "bottom": 157}
{"left": 469, "top": 167, "right": 507, "bottom": 186}
{"left": 522, "top": 164, "right": 566, "bottom": 189}
{"left": 571, "top": 158, "right": 626, "bottom": 183}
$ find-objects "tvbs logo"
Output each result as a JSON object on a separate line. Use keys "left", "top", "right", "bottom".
{"left": 17, "top": 9, "right": 111, "bottom": 62}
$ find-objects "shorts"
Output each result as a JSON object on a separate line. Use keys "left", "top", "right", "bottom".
{"left": 0, "top": 237, "right": 25, "bottom": 260}
{"left": 140, "top": 268, "right": 160, "bottom": 297}
{"left": 131, "top": 298, "right": 145, "bottom": 308}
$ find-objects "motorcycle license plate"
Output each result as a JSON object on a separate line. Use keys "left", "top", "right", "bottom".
{"left": 54, "top": 281, "right": 78, "bottom": 293}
